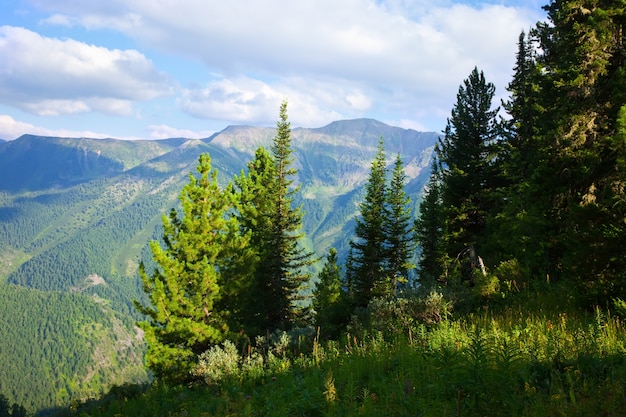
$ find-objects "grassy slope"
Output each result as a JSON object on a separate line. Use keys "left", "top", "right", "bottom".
{"left": 63, "top": 290, "right": 626, "bottom": 417}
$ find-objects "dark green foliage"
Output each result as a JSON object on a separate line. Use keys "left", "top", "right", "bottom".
{"left": 267, "top": 101, "right": 315, "bottom": 328}
{"left": 135, "top": 153, "right": 250, "bottom": 383}
{"left": 0, "top": 283, "right": 146, "bottom": 414}
{"left": 312, "top": 248, "right": 349, "bottom": 339}
{"left": 436, "top": 67, "right": 502, "bottom": 286}
{"left": 348, "top": 138, "right": 390, "bottom": 307}
{"left": 415, "top": 154, "right": 445, "bottom": 288}
{"left": 234, "top": 101, "right": 315, "bottom": 334}
{"left": 233, "top": 147, "right": 278, "bottom": 334}
{"left": 492, "top": 1, "right": 626, "bottom": 304}
{"left": 0, "top": 394, "right": 27, "bottom": 417}
{"left": 348, "top": 142, "right": 416, "bottom": 307}
{"left": 384, "top": 154, "right": 416, "bottom": 292}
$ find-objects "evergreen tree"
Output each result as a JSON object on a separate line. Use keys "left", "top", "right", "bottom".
{"left": 312, "top": 248, "right": 348, "bottom": 339}
{"left": 415, "top": 153, "right": 445, "bottom": 288}
{"left": 233, "top": 147, "right": 277, "bottom": 335}
{"left": 234, "top": 101, "right": 315, "bottom": 333}
{"left": 348, "top": 138, "right": 390, "bottom": 307}
{"left": 485, "top": 30, "right": 547, "bottom": 275}
{"left": 437, "top": 67, "right": 501, "bottom": 283}
{"left": 135, "top": 153, "right": 249, "bottom": 382}
{"left": 521, "top": 0, "right": 626, "bottom": 300}
{"left": 384, "top": 153, "right": 416, "bottom": 293}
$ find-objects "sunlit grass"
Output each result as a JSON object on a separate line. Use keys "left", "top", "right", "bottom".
{"left": 66, "top": 303, "right": 626, "bottom": 417}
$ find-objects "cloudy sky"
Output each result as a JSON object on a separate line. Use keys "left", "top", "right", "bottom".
{"left": 0, "top": 0, "right": 547, "bottom": 141}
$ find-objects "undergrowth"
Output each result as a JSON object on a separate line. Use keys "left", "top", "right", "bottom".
{"left": 62, "top": 297, "right": 626, "bottom": 417}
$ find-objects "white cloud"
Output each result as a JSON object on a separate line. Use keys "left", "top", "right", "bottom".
{"left": 0, "top": 114, "right": 116, "bottom": 140}
{"left": 0, "top": 26, "right": 173, "bottom": 116}
{"left": 178, "top": 76, "right": 374, "bottom": 127}
{"left": 16, "top": 0, "right": 545, "bottom": 131}
{"left": 147, "top": 124, "right": 214, "bottom": 139}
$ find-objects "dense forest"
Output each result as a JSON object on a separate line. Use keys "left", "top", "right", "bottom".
{"left": 3, "top": 0, "right": 626, "bottom": 415}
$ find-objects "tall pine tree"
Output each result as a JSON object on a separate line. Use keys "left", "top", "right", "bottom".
{"left": 312, "top": 247, "right": 348, "bottom": 339}
{"left": 348, "top": 138, "right": 390, "bottom": 307}
{"left": 135, "top": 153, "right": 249, "bottom": 383}
{"left": 384, "top": 153, "right": 416, "bottom": 293}
{"left": 522, "top": 0, "right": 626, "bottom": 301}
{"left": 234, "top": 101, "right": 315, "bottom": 334}
{"left": 437, "top": 67, "right": 501, "bottom": 284}
{"left": 232, "top": 147, "right": 277, "bottom": 334}
{"left": 415, "top": 152, "right": 445, "bottom": 288}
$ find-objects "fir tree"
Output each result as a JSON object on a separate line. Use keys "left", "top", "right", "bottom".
{"left": 312, "top": 248, "right": 348, "bottom": 339}
{"left": 135, "top": 153, "right": 249, "bottom": 383}
{"left": 232, "top": 147, "right": 276, "bottom": 334}
{"left": 234, "top": 101, "right": 315, "bottom": 333}
{"left": 491, "top": 30, "right": 546, "bottom": 271}
{"left": 348, "top": 138, "right": 390, "bottom": 307}
{"left": 437, "top": 67, "right": 501, "bottom": 284}
{"left": 384, "top": 153, "right": 416, "bottom": 293}
{"left": 415, "top": 153, "right": 445, "bottom": 288}
{"left": 524, "top": 0, "right": 626, "bottom": 301}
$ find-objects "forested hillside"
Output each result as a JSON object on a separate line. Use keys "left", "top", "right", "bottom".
{"left": 0, "top": 284, "right": 146, "bottom": 413}
{"left": 0, "top": 119, "right": 438, "bottom": 413}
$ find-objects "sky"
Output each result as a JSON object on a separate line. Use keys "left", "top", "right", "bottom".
{"left": 0, "top": 0, "right": 547, "bottom": 141}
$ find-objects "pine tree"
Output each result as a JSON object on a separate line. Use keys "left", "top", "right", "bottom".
{"left": 384, "top": 153, "right": 416, "bottom": 293}
{"left": 234, "top": 101, "right": 315, "bottom": 333}
{"left": 415, "top": 153, "right": 445, "bottom": 288}
{"left": 135, "top": 153, "right": 249, "bottom": 383}
{"left": 232, "top": 147, "right": 276, "bottom": 334}
{"left": 490, "top": 30, "right": 546, "bottom": 272}
{"left": 524, "top": 0, "right": 626, "bottom": 301}
{"left": 312, "top": 247, "right": 348, "bottom": 339}
{"left": 437, "top": 67, "right": 501, "bottom": 283}
{"left": 348, "top": 138, "right": 390, "bottom": 307}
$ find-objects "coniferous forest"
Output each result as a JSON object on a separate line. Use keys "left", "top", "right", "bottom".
{"left": 3, "top": 1, "right": 626, "bottom": 416}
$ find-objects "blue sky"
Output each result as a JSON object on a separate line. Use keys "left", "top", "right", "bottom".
{"left": 0, "top": 0, "right": 546, "bottom": 140}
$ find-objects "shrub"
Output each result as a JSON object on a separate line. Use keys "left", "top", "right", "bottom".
{"left": 193, "top": 340, "right": 240, "bottom": 385}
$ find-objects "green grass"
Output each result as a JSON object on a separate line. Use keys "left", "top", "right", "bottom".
{"left": 62, "top": 301, "right": 626, "bottom": 417}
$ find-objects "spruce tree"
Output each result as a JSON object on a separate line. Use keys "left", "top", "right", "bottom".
{"left": 312, "top": 247, "right": 347, "bottom": 339}
{"left": 135, "top": 153, "right": 249, "bottom": 383}
{"left": 232, "top": 147, "right": 276, "bottom": 334}
{"left": 234, "top": 101, "right": 314, "bottom": 333}
{"left": 415, "top": 153, "right": 445, "bottom": 288}
{"left": 491, "top": 30, "right": 546, "bottom": 271}
{"left": 348, "top": 138, "right": 390, "bottom": 307}
{"left": 524, "top": 0, "right": 626, "bottom": 301}
{"left": 384, "top": 153, "right": 416, "bottom": 293}
{"left": 437, "top": 67, "right": 501, "bottom": 283}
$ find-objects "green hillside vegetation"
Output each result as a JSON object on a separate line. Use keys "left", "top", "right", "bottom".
{"left": 0, "top": 284, "right": 146, "bottom": 413}
{"left": 54, "top": 297, "right": 626, "bottom": 417}
{"left": 2, "top": 1, "right": 626, "bottom": 415}
{"left": 0, "top": 118, "right": 436, "bottom": 413}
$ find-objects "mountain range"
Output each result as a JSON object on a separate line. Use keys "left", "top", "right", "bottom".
{"left": 0, "top": 118, "right": 439, "bottom": 413}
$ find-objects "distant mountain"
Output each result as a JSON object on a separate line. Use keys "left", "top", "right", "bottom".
{"left": 0, "top": 119, "right": 439, "bottom": 413}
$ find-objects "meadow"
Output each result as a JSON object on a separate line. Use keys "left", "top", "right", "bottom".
{"left": 64, "top": 287, "right": 626, "bottom": 417}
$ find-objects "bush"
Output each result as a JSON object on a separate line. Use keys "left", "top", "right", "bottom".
{"left": 193, "top": 340, "right": 240, "bottom": 385}
{"left": 348, "top": 290, "right": 453, "bottom": 340}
